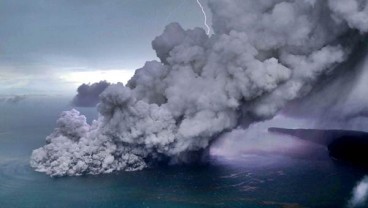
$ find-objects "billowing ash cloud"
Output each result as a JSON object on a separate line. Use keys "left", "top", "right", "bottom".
{"left": 348, "top": 176, "right": 368, "bottom": 208}
{"left": 282, "top": 40, "right": 368, "bottom": 130}
{"left": 72, "top": 81, "right": 111, "bottom": 107}
{"left": 0, "top": 95, "right": 27, "bottom": 104}
{"left": 31, "top": 0, "right": 368, "bottom": 176}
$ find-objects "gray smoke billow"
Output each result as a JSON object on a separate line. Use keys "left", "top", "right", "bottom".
{"left": 72, "top": 81, "right": 111, "bottom": 107}
{"left": 31, "top": 0, "right": 368, "bottom": 176}
{"left": 282, "top": 38, "right": 368, "bottom": 130}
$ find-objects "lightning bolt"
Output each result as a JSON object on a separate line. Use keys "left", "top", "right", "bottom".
{"left": 196, "top": 0, "right": 210, "bottom": 35}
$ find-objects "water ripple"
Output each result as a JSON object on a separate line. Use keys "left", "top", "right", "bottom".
{"left": 0, "top": 158, "right": 46, "bottom": 194}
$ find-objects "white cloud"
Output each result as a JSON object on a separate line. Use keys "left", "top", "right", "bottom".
{"left": 348, "top": 176, "right": 368, "bottom": 208}
{"left": 60, "top": 69, "right": 135, "bottom": 86}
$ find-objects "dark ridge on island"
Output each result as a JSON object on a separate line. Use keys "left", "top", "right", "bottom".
{"left": 269, "top": 128, "right": 368, "bottom": 169}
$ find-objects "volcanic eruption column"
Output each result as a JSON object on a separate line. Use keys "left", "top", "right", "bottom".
{"left": 31, "top": 0, "right": 368, "bottom": 176}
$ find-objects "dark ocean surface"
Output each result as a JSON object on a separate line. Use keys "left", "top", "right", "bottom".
{"left": 0, "top": 97, "right": 367, "bottom": 208}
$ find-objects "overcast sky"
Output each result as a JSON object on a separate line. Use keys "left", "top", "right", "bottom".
{"left": 0, "top": 0, "right": 209, "bottom": 95}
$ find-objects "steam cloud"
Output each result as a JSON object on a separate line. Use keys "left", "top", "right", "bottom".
{"left": 31, "top": 0, "right": 368, "bottom": 176}
{"left": 348, "top": 176, "right": 368, "bottom": 208}
{"left": 72, "top": 81, "right": 111, "bottom": 107}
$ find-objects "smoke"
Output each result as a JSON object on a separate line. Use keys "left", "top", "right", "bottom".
{"left": 31, "top": 0, "right": 368, "bottom": 176}
{"left": 277, "top": 0, "right": 368, "bottom": 131}
{"left": 210, "top": 115, "right": 328, "bottom": 161}
{"left": 282, "top": 38, "right": 368, "bottom": 131}
{"left": 72, "top": 81, "right": 111, "bottom": 107}
{"left": 348, "top": 176, "right": 368, "bottom": 208}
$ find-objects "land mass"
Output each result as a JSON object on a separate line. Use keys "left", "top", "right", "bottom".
{"left": 269, "top": 127, "right": 368, "bottom": 169}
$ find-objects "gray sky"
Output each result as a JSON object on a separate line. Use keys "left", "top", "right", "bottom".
{"left": 0, "top": 0, "right": 209, "bottom": 95}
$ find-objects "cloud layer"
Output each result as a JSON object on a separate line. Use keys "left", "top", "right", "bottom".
{"left": 31, "top": 0, "right": 368, "bottom": 176}
{"left": 0, "top": 95, "right": 27, "bottom": 104}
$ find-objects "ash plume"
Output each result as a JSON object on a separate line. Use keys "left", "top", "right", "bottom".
{"left": 72, "top": 81, "right": 111, "bottom": 107}
{"left": 282, "top": 40, "right": 368, "bottom": 130}
{"left": 31, "top": 0, "right": 368, "bottom": 176}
